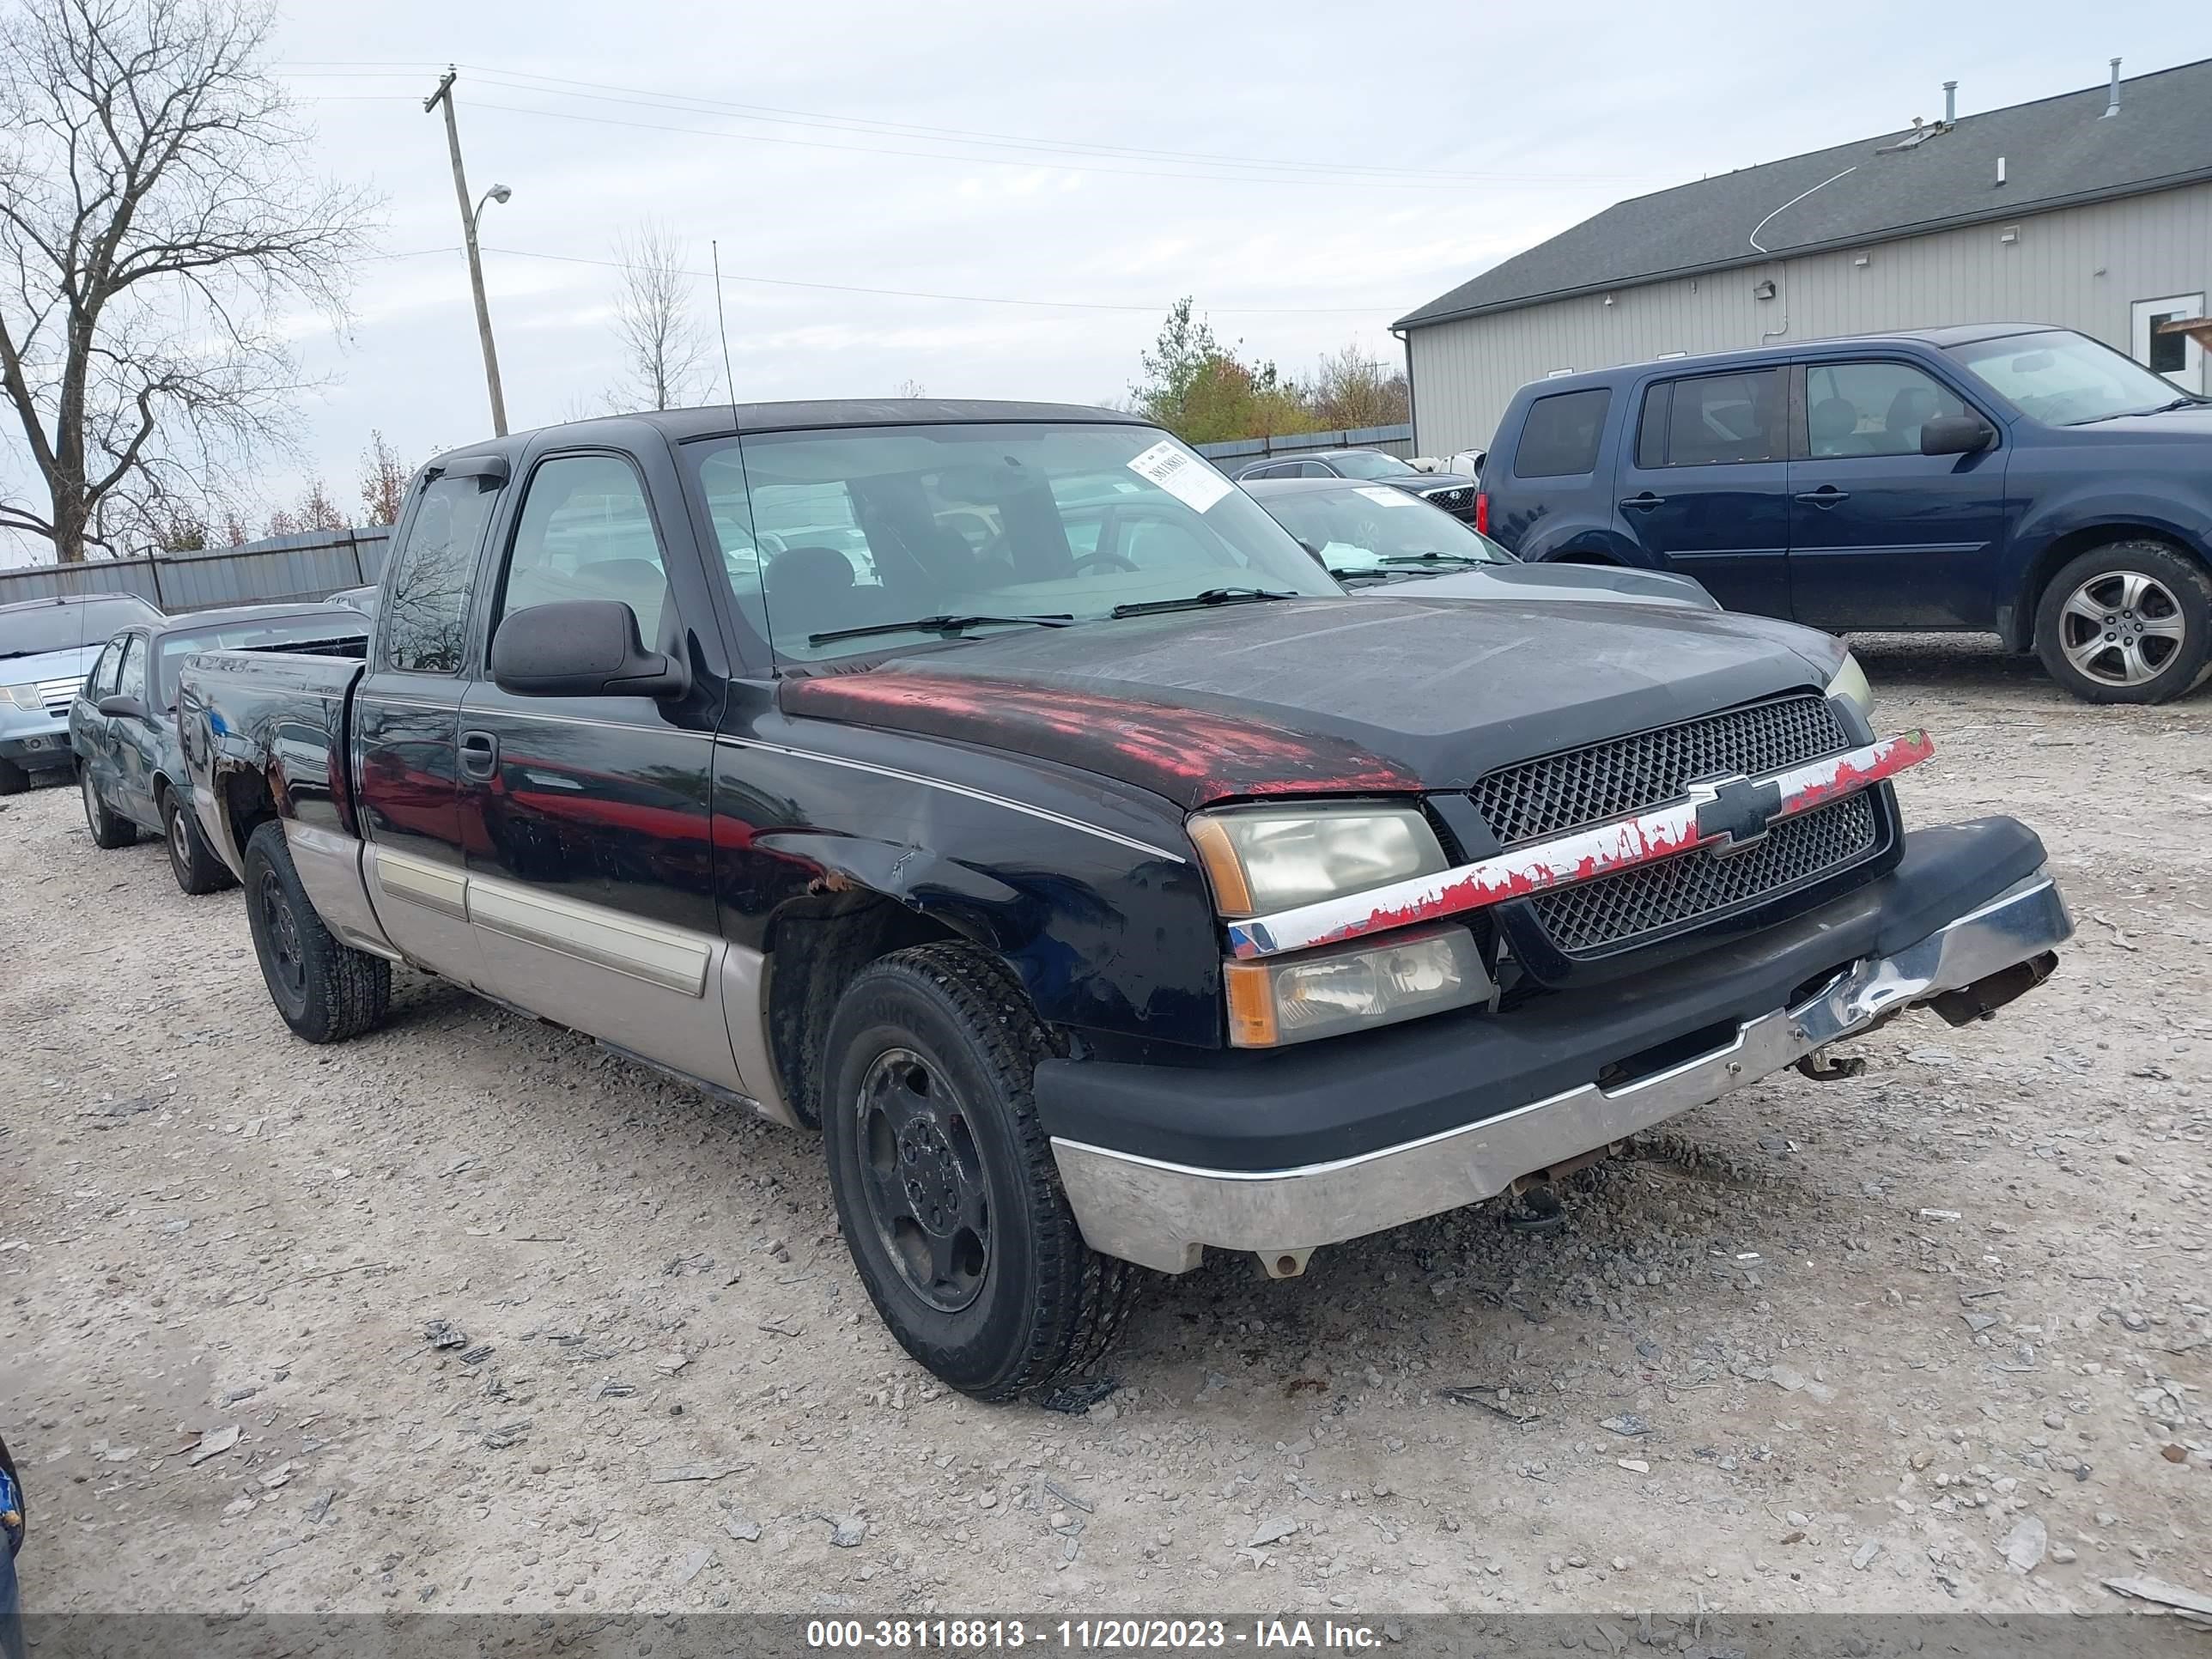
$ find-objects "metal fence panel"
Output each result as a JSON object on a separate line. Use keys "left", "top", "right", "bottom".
{"left": 0, "top": 527, "right": 393, "bottom": 615}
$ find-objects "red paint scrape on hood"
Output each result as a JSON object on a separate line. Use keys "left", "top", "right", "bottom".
{"left": 780, "top": 668, "right": 1420, "bottom": 808}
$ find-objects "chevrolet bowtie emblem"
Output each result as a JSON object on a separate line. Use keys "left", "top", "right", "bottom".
{"left": 1688, "top": 773, "right": 1784, "bottom": 854}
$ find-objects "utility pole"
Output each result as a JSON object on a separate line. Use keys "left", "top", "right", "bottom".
{"left": 425, "top": 67, "right": 508, "bottom": 436}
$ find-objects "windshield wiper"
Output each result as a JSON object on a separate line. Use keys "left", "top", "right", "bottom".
{"left": 1375, "top": 551, "right": 1491, "bottom": 568}
{"left": 1109, "top": 587, "right": 1297, "bottom": 618}
{"left": 807, "top": 612, "right": 1073, "bottom": 647}
{"left": 1326, "top": 566, "right": 1397, "bottom": 584}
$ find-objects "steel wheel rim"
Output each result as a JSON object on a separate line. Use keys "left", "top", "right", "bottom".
{"left": 854, "top": 1045, "right": 990, "bottom": 1313}
{"left": 81, "top": 769, "right": 100, "bottom": 830}
{"left": 257, "top": 868, "right": 307, "bottom": 1000}
{"left": 168, "top": 806, "right": 191, "bottom": 866}
{"left": 2057, "top": 569, "right": 2186, "bottom": 687}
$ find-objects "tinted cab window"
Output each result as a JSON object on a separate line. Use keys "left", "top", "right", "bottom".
{"left": 381, "top": 474, "right": 500, "bottom": 675}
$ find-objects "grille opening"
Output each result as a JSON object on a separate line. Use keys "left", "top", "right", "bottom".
{"left": 1472, "top": 693, "right": 1848, "bottom": 848}
{"left": 1595, "top": 1017, "right": 1741, "bottom": 1091}
{"left": 1534, "top": 793, "right": 1880, "bottom": 957}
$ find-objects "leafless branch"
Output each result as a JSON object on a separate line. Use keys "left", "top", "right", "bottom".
{"left": 605, "top": 218, "right": 708, "bottom": 414}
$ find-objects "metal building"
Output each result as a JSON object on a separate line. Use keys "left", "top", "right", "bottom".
{"left": 1395, "top": 58, "right": 2212, "bottom": 458}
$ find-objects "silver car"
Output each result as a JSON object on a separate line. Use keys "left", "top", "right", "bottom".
{"left": 0, "top": 592, "right": 162, "bottom": 794}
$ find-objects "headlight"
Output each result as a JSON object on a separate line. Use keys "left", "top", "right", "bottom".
{"left": 3, "top": 683, "right": 45, "bottom": 711}
{"left": 1223, "top": 926, "right": 1487, "bottom": 1047}
{"left": 1188, "top": 804, "right": 1447, "bottom": 917}
{"left": 1826, "top": 652, "right": 1874, "bottom": 721}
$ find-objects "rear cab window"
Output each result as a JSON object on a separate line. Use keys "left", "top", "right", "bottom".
{"left": 380, "top": 473, "right": 502, "bottom": 675}
{"left": 1511, "top": 389, "right": 1612, "bottom": 477}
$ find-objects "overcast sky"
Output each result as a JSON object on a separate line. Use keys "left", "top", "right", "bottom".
{"left": 2, "top": 0, "right": 2197, "bottom": 558}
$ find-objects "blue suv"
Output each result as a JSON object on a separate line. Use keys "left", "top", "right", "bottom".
{"left": 1478, "top": 325, "right": 2212, "bottom": 702}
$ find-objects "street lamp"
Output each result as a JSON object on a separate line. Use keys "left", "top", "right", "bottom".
{"left": 473, "top": 183, "right": 512, "bottom": 235}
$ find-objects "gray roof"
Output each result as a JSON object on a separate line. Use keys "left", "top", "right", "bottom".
{"left": 1398, "top": 58, "right": 2212, "bottom": 331}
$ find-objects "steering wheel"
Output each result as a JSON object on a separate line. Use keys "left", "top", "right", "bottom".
{"left": 1073, "top": 549, "right": 1139, "bottom": 574}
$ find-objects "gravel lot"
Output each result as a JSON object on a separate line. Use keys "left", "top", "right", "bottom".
{"left": 1, "top": 641, "right": 2206, "bottom": 1621}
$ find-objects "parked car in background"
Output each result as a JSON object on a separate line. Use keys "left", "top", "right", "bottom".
{"left": 1244, "top": 476, "right": 1714, "bottom": 611}
{"left": 70, "top": 605, "right": 366, "bottom": 891}
{"left": 0, "top": 593, "right": 163, "bottom": 794}
{"left": 1478, "top": 324, "right": 2212, "bottom": 704}
{"left": 327, "top": 584, "right": 378, "bottom": 615}
{"left": 1235, "top": 448, "right": 1480, "bottom": 521}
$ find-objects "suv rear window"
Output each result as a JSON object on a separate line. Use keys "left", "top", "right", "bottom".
{"left": 1511, "top": 389, "right": 1610, "bottom": 477}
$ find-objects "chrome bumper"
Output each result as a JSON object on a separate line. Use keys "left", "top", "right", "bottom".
{"left": 1051, "top": 871, "right": 2072, "bottom": 1273}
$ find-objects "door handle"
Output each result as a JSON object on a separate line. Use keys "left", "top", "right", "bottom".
{"left": 459, "top": 729, "right": 499, "bottom": 779}
{"left": 1794, "top": 488, "right": 1850, "bottom": 507}
{"left": 1619, "top": 492, "right": 1666, "bottom": 510}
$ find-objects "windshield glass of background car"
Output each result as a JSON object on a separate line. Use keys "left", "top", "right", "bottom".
{"left": 0, "top": 597, "right": 156, "bottom": 659}
{"left": 1948, "top": 330, "right": 2188, "bottom": 424}
{"left": 155, "top": 618, "right": 365, "bottom": 708}
{"left": 1326, "top": 451, "right": 1416, "bottom": 480}
{"left": 1259, "top": 487, "right": 1512, "bottom": 574}
{"left": 687, "top": 423, "right": 1340, "bottom": 660}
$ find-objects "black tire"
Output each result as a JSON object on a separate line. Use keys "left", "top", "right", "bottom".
{"left": 161, "top": 787, "right": 235, "bottom": 896}
{"left": 820, "top": 943, "right": 1140, "bottom": 1401}
{"left": 80, "top": 763, "right": 136, "bottom": 848}
{"left": 241, "top": 820, "right": 391, "bottom": 1043}
{"left": 2033, "top": 540, "right": 2212, "bottom": 705}
{"left": 0, "top": 757, "right": 27, "bottom": 796}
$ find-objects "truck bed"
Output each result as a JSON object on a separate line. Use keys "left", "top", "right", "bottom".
{"left": 178, "top": 643, "right": 369, "bottom": 873}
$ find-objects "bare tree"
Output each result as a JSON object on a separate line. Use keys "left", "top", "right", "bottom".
{"left": 1305, "top": 343, "right": 1409, "bottom": 430}
{"left": 358, "top": 428, "right": 410, "bottom": 525}
{"left": 606, "top": 219, "right": 708, "bottom": 413}
{"left": 0, "top": 0, "right": 378, "bottom": 561}
{"left": 896, "top": 379, "right": 927, "bottom": 399}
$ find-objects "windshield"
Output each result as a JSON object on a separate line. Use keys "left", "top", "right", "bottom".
{"left": 155, "top": 616, "right": 364, "bottom": 707}
{"left": 1254, "top": 484, "right": 1514, "bottom": 578}
{"left": 1948, "top": 329, "right": 2197, "bottom": 425}
{"left": 1326, "top": 451, "right": 1417, "bottom": 480}
{"left": 688, "top": 422, "right": 1340, "bottom": 660}
{"left": 0, "top": 595, "right": 159, "bottom": 661}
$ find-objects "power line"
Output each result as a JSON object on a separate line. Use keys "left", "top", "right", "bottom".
{"left": 278, "top": 59, "right": 1648, "bottom": 189}
{"left": 468, "top": 244, "right": 1398, "bottom": 315}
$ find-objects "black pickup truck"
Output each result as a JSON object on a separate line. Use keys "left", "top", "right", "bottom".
{"left": 179, "top": 401, "right": 2072, "bottom": 1400}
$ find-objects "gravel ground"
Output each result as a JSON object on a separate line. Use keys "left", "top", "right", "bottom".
{"left": 1, "top": 641, "right": 2206, "bottom": 1620}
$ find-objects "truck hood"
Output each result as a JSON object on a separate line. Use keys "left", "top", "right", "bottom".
{"left": 779, "top": 595, "right": 1847, "bottom": 809}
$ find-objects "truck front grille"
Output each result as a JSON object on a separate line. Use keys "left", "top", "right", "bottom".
{"left": 1469, "top": 692, "right": 1884, "bottom": 961}
{"left": 1469, "top": 692, "right": 1849, "bottom": 847}
{"left": 1530, "top": 792, "right": 1880, "bottom": 954}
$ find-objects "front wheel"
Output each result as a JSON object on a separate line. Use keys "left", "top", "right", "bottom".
{"left": 2033, "top": 542, "right": 2212, "bottom": 704}
{"left": 819, "top": 943, "right": 1140, "bottom": 1401}
{"left": 81, "top": 765, "right": 136, "bottom": 848}
{"left": 162, "top": 791, "right": 235, "bottom": 895}
{"left": 242, "top": 821, "right": 391, "bottom": 1042}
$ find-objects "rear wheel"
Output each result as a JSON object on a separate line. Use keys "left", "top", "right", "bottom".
{"left": 242, "top": 820, "right": 390, "bottom": 1042}
{"left": 820, "top": 943, "right": 1140, "bottom": 1401}
{"left": 80, "top": 764, "right": 136, "bottom": 848}
{"left": 161, "top": 789, "right": 235, "bottom": 895}
{"left": 2033, "top": 541, "right": 2212, "bottom": 704}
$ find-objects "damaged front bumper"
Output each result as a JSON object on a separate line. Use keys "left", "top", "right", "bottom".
{"left": 1048, "top": 860, "right": 2070, "bottom": 1275}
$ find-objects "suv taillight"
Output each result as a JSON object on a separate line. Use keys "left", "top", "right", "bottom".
{"left": 1474, "top": 492, "right": 1489, "bottom": 535}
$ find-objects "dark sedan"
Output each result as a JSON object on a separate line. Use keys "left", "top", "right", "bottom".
{"left": 70, "top": 604, "right": 367, "bottom": 892}
{"left": 1243, "top": 476, "right": 1717, "bottom": 611}
{"left": 1235, "top": 447, "right": 1480, "bottom": 520}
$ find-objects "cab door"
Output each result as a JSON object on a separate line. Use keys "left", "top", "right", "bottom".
{"left": 1613, "top": 367, "right": 1792, "bottom": 616}
{"left": 453, "top": 441, "right": 742, "bottom": 1091}
{"left": 353, "top": 461, "right": 505, "bottom": 976}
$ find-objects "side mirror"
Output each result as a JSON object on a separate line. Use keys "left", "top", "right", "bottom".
{"left": 1920, "top": 416, "right": 1995, "bottom": 456}
{"left": 490, "top": 600, "right": 688, "bottom": 700}
{"left": 96, "top": 694, "right": 149, "bottom": 721}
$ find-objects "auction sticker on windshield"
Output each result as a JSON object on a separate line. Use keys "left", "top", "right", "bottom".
{"left": 1355, "top": 486, "right": 1419, "bottom": 507}
{"left": 1127, "top": 440, "right": 1234, "bottom": 513}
